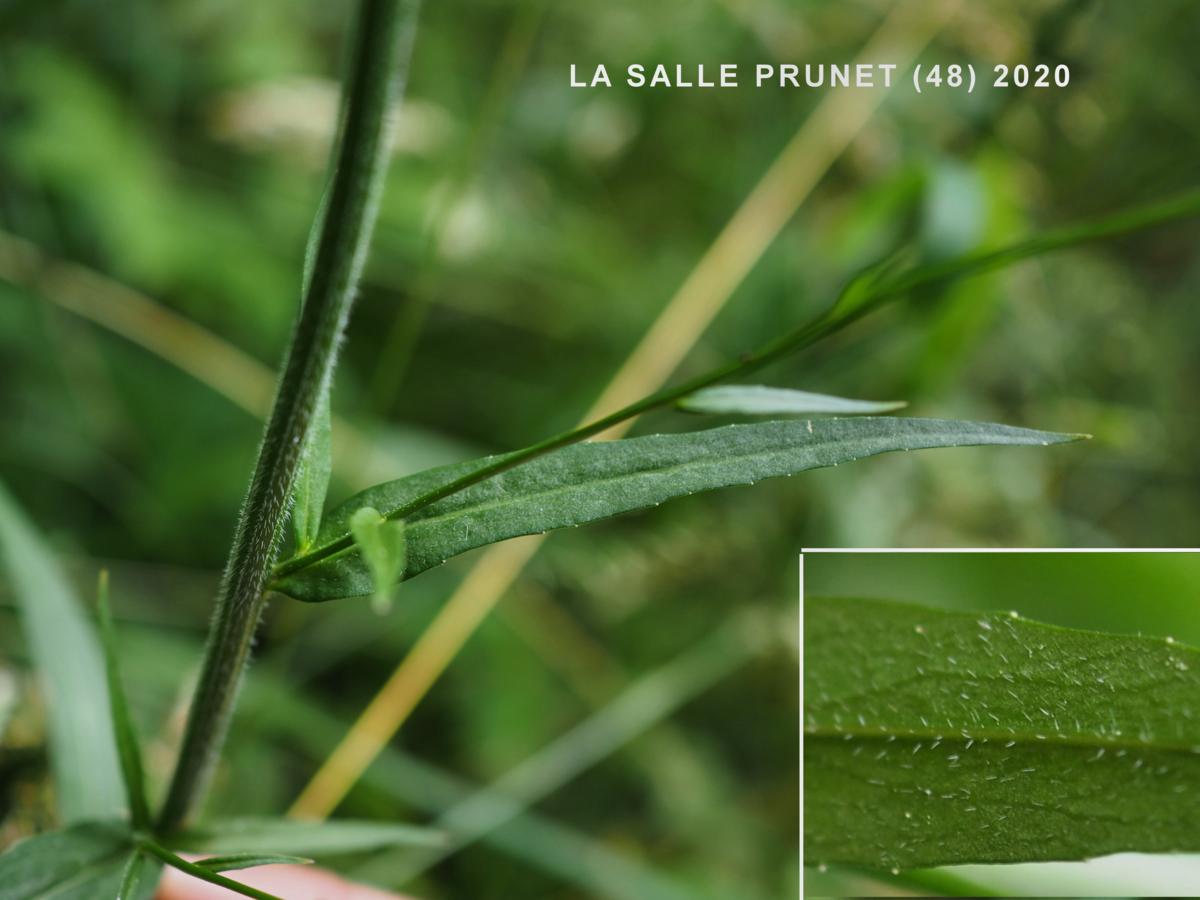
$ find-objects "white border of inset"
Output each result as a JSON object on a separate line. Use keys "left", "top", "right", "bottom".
{"left": 802, "top": 547, "right": 1200, "bottom": 553}
{"left": 798, "top": 553, "right": 805, "bottom": 891}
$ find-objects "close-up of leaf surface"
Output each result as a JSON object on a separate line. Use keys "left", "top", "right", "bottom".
{"left": 274, "top": 418, "right": 1081, "bottom": 601}
{"left": 805, "top": 597, "right": 1200, "bottom": 870}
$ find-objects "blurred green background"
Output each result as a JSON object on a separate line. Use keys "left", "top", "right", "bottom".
{"left": 1, "top": 0, "right": 1199, "bottom": 896}
{"left": 804, "top": 551, "right": 1200, "bottom": 896}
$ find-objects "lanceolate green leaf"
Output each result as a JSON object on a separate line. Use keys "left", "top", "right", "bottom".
{"left": 173, "top": 817, "right": 442, "bottom": 856}
{"left": 0, "top": 821, "right": 154, "bottom": 900}
{"left": 804, "top": 598, "right": 1200, "bottom": 870}
{"left": 679, "top": 385, "right": 905, "bottom": 416}
{"left": 96, "top": 571, "right": 152, "bottom": 831}
{"left": 274, "top": 418, "right": 1082, "bottom": 602}
{"left": 0, "top": 483, "right": 124, "bottom": 823}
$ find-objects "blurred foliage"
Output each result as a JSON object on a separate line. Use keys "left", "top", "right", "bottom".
{"left": 1, "top": 0, "right": 1199, "bottom": 896}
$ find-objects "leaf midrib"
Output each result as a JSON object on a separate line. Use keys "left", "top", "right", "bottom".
{"left": 805, "top": 723, "right": 1200, "bottom": 755}
{"left": 403, "top": 432, "right": 837, "bottom": 530}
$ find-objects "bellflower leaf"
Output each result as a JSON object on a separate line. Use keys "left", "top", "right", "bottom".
{"left": 275, "top": 418, "right": 1084, "bottom": 602}
{"left": 806, "top": 597, "right": 1200, "bottom": 870}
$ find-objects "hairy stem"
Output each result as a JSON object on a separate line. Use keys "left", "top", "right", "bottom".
{"left": 158, "top": 0, "right": 418, "bottom": 831}
{"left": 271, "top": 185, "right": 1200, "bottom": 582}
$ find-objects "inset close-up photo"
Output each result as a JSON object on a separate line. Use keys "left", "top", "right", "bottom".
{"left": 803, "top": 551, "right": 1200, "bottom": 897}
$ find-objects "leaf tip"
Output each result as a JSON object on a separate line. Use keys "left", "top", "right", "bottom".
{"left": 1052, "top": 431, "right": 1093, "bottom": 444}
{"left": 1029, "top": 429, "right": 1092, "bottom": 446}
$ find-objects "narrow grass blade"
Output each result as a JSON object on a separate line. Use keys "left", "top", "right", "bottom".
{"left": 292, "top": 183, "right": 336, "bottom": 551}
{"left": 119, "top": 628, "right": 700, "bottom": 900}
{"left": 195, "top": 852, "right": 313, "bottom": 872}
{"left": 679, "top": 385, "right": 905, "bottom": 416}
{"left": 0, "top": 482, "right": 124, "bottom": 822}
{"left": 172, "top": 817, "right": 442, "bottom": 856}
{"left": 140, "top": 841, "right": 283, "bottom": 900}
{"left": 96, "top": 570, "right": 152, "bottom": 830}
{"left": 0, "top": 821, "right": 145, "bottom": 899}
{"left": 805, "top": 597, "right": 1200, "bottom": 870}
{"left": 389, "top": 610, "right": 768, "bottom": 883}
{"left": 229, "top": 667, "right": 702, "bottom": 900}
{"left": 292, "top": 391, "right": 333, "bottom": 552}
{"left": 275, "top": 418, "right": 1084, "bottom": 601}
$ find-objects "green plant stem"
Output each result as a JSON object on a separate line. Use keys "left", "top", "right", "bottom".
{"left": 157, "top": 0, "right": 417, "bottom": 832}
{"left": 96, "top": 570, "right": 151, "bottom": 831}
{"left": 270, "top": 185, "right": 1200, "bottom": 583}
{"left": 139, "top": 842, "right": 284, "bottom": 900}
